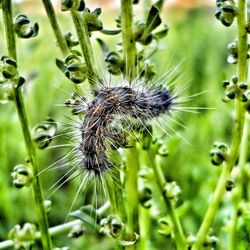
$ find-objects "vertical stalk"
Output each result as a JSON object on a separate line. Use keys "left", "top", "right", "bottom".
{"left": 70, "top": 10, "right": 98, "bottom": 88}
{"left": 229, "top": 114, "right": 250, "bottom": 250}
{"left": 147, "top": 148, "right": 186, "bottom": 250}
{"left": 2, "top": 1, "right": 52, "bottom": 249}
{"left": 41, "top": 0, "right": 82, "bottom": 94}
{"left": 41, "top": 0, "right": 70, "bottom": 57}
{"left": 121, "top": 0, "right": 137, "bottom": 79}
{"left": 192, "top": 0, "right": 248, "bottom": 249}
{"left": 120, "top": 1, "right": 139, "bottom": 248}
{"left": 124, "top": 139, "right": 140, "bottom": 244}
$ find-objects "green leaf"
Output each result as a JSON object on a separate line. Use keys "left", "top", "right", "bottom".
{"left": 145, "top": 5, "right": 162, "bottom": 35}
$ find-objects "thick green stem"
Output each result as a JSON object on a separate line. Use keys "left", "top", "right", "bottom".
{"left": 120, "top": 1, "right": 139, "bottom": 248}
{"left": 70, "top": 10, "right": 98, "bottom": 88}
{"left": 148, "top": 148, "right": 186, "bottom": 250}
{"left": 41, "top": 0, "right": 70, "bottom": 57}
{"left": 2, "top": 1, "right": 52, "bottom": 249}
{"left": 121, "top": 0, "right": 137, "bottom": 79}
{"left": 192, "top": 0, "right": 248, "bottom": 249}
{"left": 124, "top": 139, "right": 140, "bottom": 247}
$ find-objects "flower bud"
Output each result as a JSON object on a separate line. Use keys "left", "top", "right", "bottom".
{"left": 8, "top": 223, "right": 37, "bottom": 250}
{"left": 163, "top": 181, "right": 181, "bottom": 199}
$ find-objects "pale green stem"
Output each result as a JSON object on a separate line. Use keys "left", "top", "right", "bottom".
{"left": 41, "top": 0, "right": 82, "bottom": 94}
{"left": 192, "top": 0, "right": 248, "bottom": 249}
{"left": 70, "top": 10, "right": 98, "bottom": 88}
{"left": 148, "top": 148, "right": 186, "bottom": 250}
{"left": 229, "top": 114, "right": 250, "bottom": 250}
{"left": 124, "top": 139, "right": 140, "bottom": 246}
{"left": 41, "top": 0, "right": 70, "bottom": 57}
{"left": 2, "top": 1, "right": 52, "bottom": 249}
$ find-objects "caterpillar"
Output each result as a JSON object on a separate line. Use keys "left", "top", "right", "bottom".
{"left": 69, "top": 78, "right": 178, "bottom": 176}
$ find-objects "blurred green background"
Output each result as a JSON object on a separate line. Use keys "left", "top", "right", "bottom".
{"left": 0, "top": 1, "right": 242, "bottom": 249}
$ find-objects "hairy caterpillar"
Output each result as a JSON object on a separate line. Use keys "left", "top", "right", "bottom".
{"left": 43, "top": 71, "right": 197, "bottom": 202}
{"left": 68, "top": 78, "right": 179, "bottom": 176}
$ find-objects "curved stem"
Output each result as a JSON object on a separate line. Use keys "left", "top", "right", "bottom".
{"left": 192, "top": 0, "right": 248, "bottom": 249}
{"left": 2, "top": 1, "right": 52, "bottom": 249}
{"left": 148, "top": 146, "right": 186, "bottom": 250}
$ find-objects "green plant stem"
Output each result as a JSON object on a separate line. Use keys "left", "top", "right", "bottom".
{"left": 120, "top": 1, "right": 139, "bottom": 248}
{"left": 138, "top": 203, "right": 151, "bottom": 250}
{"left": 2, "top": 1, "right": 52, "bottom": 249}
{"left": 192, "top": 0, "right": 248, "bottom": 249}
{"left": 124, "top": 138, "right": 140, "bottom": 247}
{"left": 41, "top": 0, "right": 70, "bottom": 57}
{"left": 70, "top": 10, "right": 98, "bottom": 88}
{"left": 229, "top": 114, "right": 250, "bottom": 250}
{"left": 41, "top": 0, "right": 82, "bottom": 94}
{"left": 148, "top": 148, "right": 186, "bottom": 250}
{"left": 121, "top": 0, "right": 137, "bottom": 79}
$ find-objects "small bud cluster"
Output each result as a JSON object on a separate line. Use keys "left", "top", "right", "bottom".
{"left": 8, "top": 223, "right": 37, "bottom": 250}
{"left": 223, "top": 75, "right": 249, "bottom": 102}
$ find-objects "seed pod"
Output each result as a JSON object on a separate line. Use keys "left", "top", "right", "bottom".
{"left": 139, "top": 186, "right": 152, "bottom": 208}
{"left": 225, "top": 178, "right": 235, "bottom": 191}
{"left": 32, "top": 118, "right": 57, "bottom": 149}
{"left": 14, "top": 14, "right": 39, "bottom": 39}
{"left": 210, "top": 142, "right": 228, "bottom": 165}
{"left": 11, "top": 164, "right": 33, "bottom": 188}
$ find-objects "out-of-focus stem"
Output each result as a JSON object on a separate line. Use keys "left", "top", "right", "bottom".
{"left": 70, "top": 10, "right": 98, "bottom": 88}
{"left": 41, "top": 0, "right": 70, "bottom": 57}
{"left": 2, "top": 1, "right": 52, "bottom": 249}
{"left": 192, "top": 0, "right": 248, "bottom": 249}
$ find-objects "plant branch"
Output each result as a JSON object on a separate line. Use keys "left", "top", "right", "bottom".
{"left": 229, "top": 114, "right": 250, "bottom": 250}
{"left": 2, "top": 1, "right": 52, "bottom": 249}
{"left": 192, "top": 0, "right": 248, "bottom": 249}
{"left": 41, "top": 0, "right": 70, "bottom": 57}
{"left": 148, "top": 147, "right": 186, "bottom": 250}
{"left": 121, "top": 0, "right": 136, "bottom": 79}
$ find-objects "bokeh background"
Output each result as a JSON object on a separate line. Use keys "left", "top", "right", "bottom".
{"left": 0, "top": 0, "right": 240, "bottom": 249}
